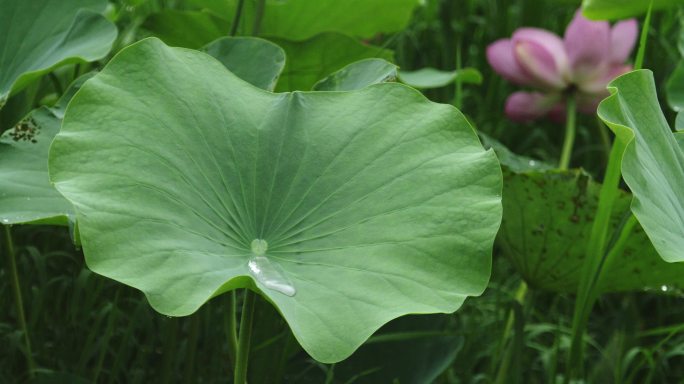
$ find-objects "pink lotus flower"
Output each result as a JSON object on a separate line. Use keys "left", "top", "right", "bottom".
{"left": 487, "top": 10, "right": 638, "bottom": 122}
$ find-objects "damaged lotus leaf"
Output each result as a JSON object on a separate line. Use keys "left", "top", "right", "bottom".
{"left": 0, "top": 0, "right": 117, "bottom": 108}
{"left": 0, "top": 107, "right": 74, "bottom": 225}
{"left": 0, "top": 73, "right": 93, "bottom": 226}
{"left": 497, "top": 168, "right": 684, "bottom": 292}
{"left": 49, "top": 38, "right": 502, "bottom": 363}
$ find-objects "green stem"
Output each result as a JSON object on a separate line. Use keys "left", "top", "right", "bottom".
{"left": 3, "top": 225, "right": 36, "bottom": 378}
{"left": 604, "top": 214, "right": 638, "bottom": 265}
{"left": 567, "top": 137, "right": 627, "bottom": 380}
{"left": 160, "top": 318, "right": 178, "bottom": 384}
{"left": 273, "top": 331, "right": 295, "bottom": 382}
{"left": 559, "top": 96, "right": 577, "bottom": 170}
{"left": 227, "top": 291, "right": 239, "bottom": 367}
{"left": 634, "top": 0, "right": 654, "bottom": 71}
{"left": 596, "top": 117, "right": 612, "bottom": 165}
{"left": 252, "top": 0, "right": 266, "bottom": 36}
{"left": 48, "top": 72, "right": 63, "bottom": 96}
{"left": 453, "top": 38, "right": 463, "bottom": 110}
{"left": 93, "top": 294, "right": 118, "bottom": 382}
{"left": 234, "top": 289, "right": 256, "bottom": 384}
{"left": 183, "top": 315, "right": 201, "bottom": 383}
{"left": 72, "top": 63, "right": 81, "bottom": 83}
{"left": 230, "top": 0, "right": 245, "bottom": 36}
{"left": 493, "top": 281, "right": 528, "bottom": 384}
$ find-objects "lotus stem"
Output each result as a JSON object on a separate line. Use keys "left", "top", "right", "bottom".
{"left": 3, "top": 225, "right": 36, "bottom": 378}
{"left": 234, "top": 289, "right": 256, "bottom": 384}
{"left": 252, "top": 0, "right": 266, "bottom": 36}
{"left": 596, "top": 116, "right": 612, "bottom": 165}
{"left": 634, "top": 0, "right": 654, "bottom": 71}
{"left": 230, "top": 0, "right": 245, "bottom": 36}
{"left": 559, "top": 95, "right": 577, "bottom": 170}
{"left": 567, "top": 138, "right": 627, "bottom": 381}
{"left": 48, "top": 72, "right": 63, "bottom": 95}
{"left": 227, "top": 291, "right": 239, "bottom": 367}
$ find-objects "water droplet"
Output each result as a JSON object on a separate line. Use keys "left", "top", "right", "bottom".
{"left": 247, "top": 239, "right": 296, "bottom": 297}
{"left": 661, "top": 285, "right": 669, "bottom": 292}
{"left": 1, "top": 219, "right": 9, "bottom": 224}
{"left": 528, "top": 160, "right": 536, "bottom": 166}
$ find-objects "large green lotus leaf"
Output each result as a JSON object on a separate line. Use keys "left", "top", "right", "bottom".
{"left": 203, "top": 37, "right": 285, "bottom": 91}
{"left": 497, "top": 169, "right": 684, "bottom": 293}
{"left": 398, "top": 68, "right": 483, "bottom": 89}
{"left": 270, "top": 33, "right": 394, "bottom": 92}
{"left": 0, "top": 107, "right": 73, "bottom": 225}
{"left": 0, "top": 0, "right": 117, "bottom": 108}
{"left": 142, "top": 10, "right": 229, "bottom": 49}
{"left": 48, "top": 38, "right": 502, "bottom": 363}
{"left": 312, "top": 58, "right": 398, "bottom": 92}
{"left": 598, "top": 70, "right": 684, "bottom": 262}
{"left": 581, "top": 0, "right": 684, "bottom": 20}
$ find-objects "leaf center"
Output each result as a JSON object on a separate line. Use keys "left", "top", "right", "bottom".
{"left": 250, "top": 239, "right": 268, "bottom": 255}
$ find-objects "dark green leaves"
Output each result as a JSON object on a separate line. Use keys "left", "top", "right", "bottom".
{"left": 143, "top": 10, "right": 228, "bottom": 49}
{"left": 0, "top": 0, "right": 117, "bottom": 108}
{"left": 49, "top": 38, "right": 502, "bottom": 363}
{"left": 213, "top": 0, "right": 419, "bottom": 40}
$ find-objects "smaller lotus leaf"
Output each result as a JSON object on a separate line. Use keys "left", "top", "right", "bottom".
{"left": 398, "top": 68, "right": 483, "bottom": 89}
{"left": 0, "top": 0, "right": 117, "bottom": 108}
{"left": 313, "top": 58, "right": 398, "bottom": 91}
{"left": 203, "top": 37, "right": 285, "bottom": 91}
{"left": 269, "top": 33, "right": 394, "bottom": 92}
{"left": 143, "top": 10, "right": 229, "bottom": 49}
